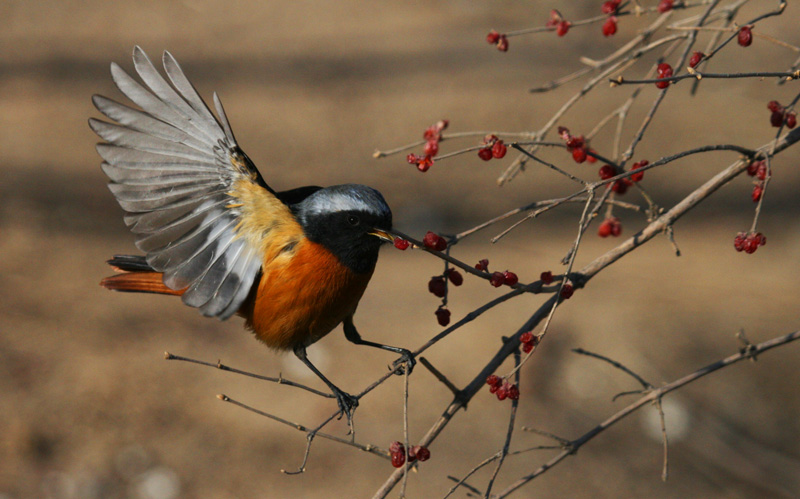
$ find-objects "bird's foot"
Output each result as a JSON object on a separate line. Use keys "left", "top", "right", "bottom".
{"left": 332, "top": 387, "right": 359, "bottom": 430}
{"left": 390, "top": 349, "right": 416, "bottom": 376}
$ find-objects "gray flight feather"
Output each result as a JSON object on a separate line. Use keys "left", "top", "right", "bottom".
{"left": 94, "top": 46, "right": 265, "bottom": 319}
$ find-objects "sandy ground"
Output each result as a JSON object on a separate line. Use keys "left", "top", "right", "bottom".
{"left": 2, "top": 1, "right": 800, "bottom": 498}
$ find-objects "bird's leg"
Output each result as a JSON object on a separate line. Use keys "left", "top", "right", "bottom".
{"left": 293, "top": 344, "right": 358, "bottom": 429}
{"left": 343, "top": 316, "right": 416, "bottom": 375}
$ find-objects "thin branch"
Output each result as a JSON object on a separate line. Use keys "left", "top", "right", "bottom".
{"left": 495, "top": 329, "right": 800, "bottom": 497}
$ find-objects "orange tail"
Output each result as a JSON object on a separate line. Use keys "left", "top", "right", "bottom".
{"left": 100, "top": 255, "right": 184, "bottom": 296}
{"left": 101, "top": 272, "right": 184, "bottom": 296}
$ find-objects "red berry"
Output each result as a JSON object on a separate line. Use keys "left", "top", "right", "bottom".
{"left": 486, "top": 374, "right": 502, "bottom": 387}
{"left": 655, "top": 63, "right": 673, "bottom": 89}
{"left": 572, "top": 147, "right": 587, "bottom": 163}
{"left": 630, "top": 160, "right": 647, "bottom": 182}
{"left": 560, "top": 283, "right": 574, "bottom": 299}
{"left": 689, "top": 51, "right": 704, "bottom": 68}
{"left": 423, "top": 126, "right": 439, "bottom": 142}
{"left": 495, "top": 384, "right": 508, "bottom": 400}
{"left": 486, "top": 30, "right": 500, "bottom": 45}
{"left": 446, "top": 268, "right": 463, "bottom": 286}
{"left": 435, "top": 307, "right": 451, "bottom": 327}
{"left": 522, "top": 342, "right": 534, "bottom": 353}
{"left": 406, "top": 153, "right": 420, "bottom": 165}
{"left": 492, "top": 140, "right": 507, "bottom": 159}
{"left": 428, "top": 276, "right": 446, "bottom": 298}
{"left": 601, "top": 0, "right": 619, "bottom": 14}
{"left": 598, "top": 219, "right": 612, "bottom": 238}
{"left": 565, "top": 135, "right": 585, "bottom": 150}
{"left": 520, "top": 332, "right": 534, "bottom": 344}
{"left": 540, "top": 271, "right": 554, "bottom": 284}
{"left": 602, "top": 17, "right": 617, "bottom": 37}
{"left": 478, "top": 147, "right": 493, "bottom": 161}
{"left": 767, "top": 100, "right": 783, "bottom": 113}
{"left": 770, "top": 110, "right": 785, "bottom": 127}
{"left": 743, "top": 236, "right": 758, "bottom": 254}
{"left": 489, "top": 383, "right": 500, "bottom": 394}
{"left": 503, "top": 270, "right": 518, "bottom": 286}
{"left": 752, "top": 183, "right": 763, "bottom": 202}
{"left": 390, "top": 441, "right": 404, "bottom": 454}
{"left": 391, "top": 451, "right": 406, "bottom": 468}
{"left": 599, "top": 164, "right": 616, "bottom": 180}
{"left": 497, "top": 34, "right": 509, "bottom": 52}
{"left": 415, "top": 446, "right": 431, "bottom": 462}
{"left": 476, "top": 259, "right": 489, "bottom": 272}
{"left": 746, "top": 160, "right": 761, "bottom": 176}
{"left": 423, "top": 231, "right": 447, "bottom": 251}
{"left": 611, "top": 180, "right": 628, "bottom": 195}
{"left": 507, "top": 384, "right": 520, "bottom": 400}
{"left": 393, "top": 238, "right": 410, "bottom": 250}
{"left": 557, "top": 126, "right": 571, "bottom": 140}
{"left": 754, "top": 232, "right": 766, "bottom": 246}
{"left": 556, "top": 21, "right": 571, "bottom": 37}
{"left": 417, "top": 155, "right": 433, "bottom": 172}
{"left": 586, "top": 149, "right": 598, "bottom": 163}
{"left": 756, "top": 162, "right": 768, "bottom": 181}
{"left": 424, "top": 140, "right": 439, "bottom": 157}
{"left": 787, "top": 112, "right": 797, "bottom": 129}
{"left": 490, "top": 272, "right": 505, "bottom": 287}
{"left": 738, "top": 26, "right": 753, "bottom": 47}
{"left": 733, "top": 232, "right": 746, "bottom": 252}
{"left": 657, "top": 0, "right": 674, "bottom": 12}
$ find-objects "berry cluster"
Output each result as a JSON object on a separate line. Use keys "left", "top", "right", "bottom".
{"left": 428, "top": 267, "right": 462, "bottom": 325}
{"left": 486, "top": 375, "right": 520, "bottom": 401}
{"left": 475, "top": 259, "right": 519, "bottom": 288}
{"left": 545, "top": 9, "right": 571, "bottom": 37}
{"left": 656, "top": 63, "right": 673, "bottom": 89}
{"left": 733, "top": 232, "right": 766, "bottom": 254}
{"left": 746, "top": 159, "right": 769, "bottom": 202}
{"left": 598, "top": 216, "right": 622, "bottom": 237}
{"left": 558, "top": 126, "right": 596, "bottom": 164}
{"left": 767, "top": 101, "right": 797, "bottom": 129}
{"left": 486, "top": 30, "right": 509, "bottom": 52}
{"left": 422, "top": 231, "right": 448, "bottom": 251}
{"left": 389, "top": 441, "right": 431, "bottom": 468}
{"left": 738, "top": 26, "right": 753, "bottom": 47}
{"left": 597, "top": 158, "right": 647, "bottom": 195}
{"left": 407, "top": 120, "right": 448, "bottom": 172}
{"left": 520, "top": 331, "right": 540, "bottom": 353}
{"left": 657, "top": 0, "right": 674, "bottom": 12}
{"left": 477, "top": 134, "right": 507, "bottom": 161}
{"left": 600, "top": 0, "right": 621, "bottom": 37}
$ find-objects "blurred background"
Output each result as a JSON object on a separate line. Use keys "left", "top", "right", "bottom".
{"left": 2, "top": 1, "right": 800, "bottom": 497}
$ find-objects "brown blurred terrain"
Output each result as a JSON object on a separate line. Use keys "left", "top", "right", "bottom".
{"left": 2, "top": 1, "right": 800, "bottom": 498}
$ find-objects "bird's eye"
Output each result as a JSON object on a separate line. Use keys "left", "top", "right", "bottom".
{"left": 347, "top": 215, "right": 360, "bottom": 226}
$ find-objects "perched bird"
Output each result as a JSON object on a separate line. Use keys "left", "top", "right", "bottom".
{"left": 91, "top": 46, "right": 413, "bottom": 421}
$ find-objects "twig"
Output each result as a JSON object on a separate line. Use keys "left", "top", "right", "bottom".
{"left": 494, "top": 329, "right": 800, "bottom": 497}
{"left": 164, "top": 352, "right": 333, "bottom": 398}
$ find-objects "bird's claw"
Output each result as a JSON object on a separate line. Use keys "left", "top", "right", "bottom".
{"left": 391, "top": 349, "right": 416, "bottom": 375}
{"left": 333, "top": 388, "right": 359, "bottom": 428}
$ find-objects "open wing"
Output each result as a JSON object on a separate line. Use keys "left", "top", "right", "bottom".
{"left": 91, "top": 46, "right": 302, "bottom": 319}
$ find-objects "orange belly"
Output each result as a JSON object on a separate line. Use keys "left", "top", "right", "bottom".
{"left": 241, "top": 239, "right": 374, "bottom": 350}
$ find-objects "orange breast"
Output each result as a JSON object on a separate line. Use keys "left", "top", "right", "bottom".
{"left": 241, "top": 239, "right": 374, "bottom": 351}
